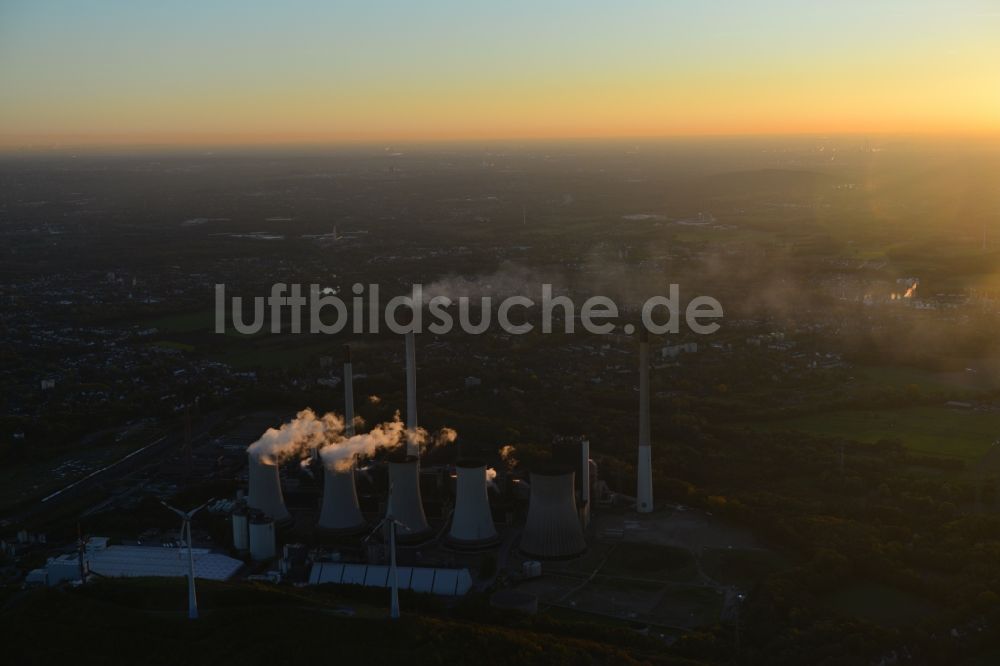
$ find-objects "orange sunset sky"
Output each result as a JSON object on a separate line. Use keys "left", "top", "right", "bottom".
{"left": 1, "top": 0, "right": 998, "bottom": 149}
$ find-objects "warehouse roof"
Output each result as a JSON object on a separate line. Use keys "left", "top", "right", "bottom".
{"left": 308, "top": 562, "right": 473, "bottom": 596}
{"left": 46, "top": 544, "right": 243, "bottom": 582}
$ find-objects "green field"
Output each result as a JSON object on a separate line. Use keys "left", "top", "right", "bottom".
{"left": 823, "top": 582, "right": 941, "bottom": 627}
{"left": 1, "top": 578, "right": 676, "bottom": 666}
{"left": 700, "top": 547, "right": 791, "bottom": 587}
{"left": 602, "top": 542, "right": 698, "bottom": 582}
{"left": 750, "top": 405, "right": 1000, "bottom": 461}
{"left": 858, "top": 364, "right": 1000, "bottom": 392}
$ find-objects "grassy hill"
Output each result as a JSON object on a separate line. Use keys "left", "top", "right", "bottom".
{"left": 1, "top": 578, "right": 717, "bottom": 665}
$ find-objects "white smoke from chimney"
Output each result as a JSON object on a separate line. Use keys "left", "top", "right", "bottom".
{"left": 247, "top": 409, "right": 344, "bottom": 464}
{"left": 500, "top": 445, "right": 518, "bottom": 470}
{"left": 319, "top": 413, "right": 407, "bottom": 471}
{"left": 317, "top": 412, "right": 457, "bottom": 471}
{"left": 247, "top": 407, "right": 457, "bottom": 474}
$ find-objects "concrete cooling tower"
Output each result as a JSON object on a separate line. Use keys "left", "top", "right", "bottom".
{"left": 447, "top": 460, "right": 499, "bottom": 548}
{"left": 386, "top": 456, "right": 430, "bottom": 540}
{"left": 247, "top": 453, "right": 291, "bottom": 523}
{"left": 520, "top": 469, "right": 586, "bottom": 559}
{"left": 318, "top": 466, "right": 365, "bottom": 533}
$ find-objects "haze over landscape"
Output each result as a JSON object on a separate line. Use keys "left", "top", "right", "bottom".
{"left": 3, "top": 2, "right": 1000, "bottom": 666}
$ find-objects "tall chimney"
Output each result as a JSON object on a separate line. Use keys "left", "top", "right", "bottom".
{"left": 343, "top": 345, "right": 355, "bottom": 437}
{"left": 580, "top": 438, "right": 591, "bottom": 527}
{"left": 636, "top": 329, "right": 653, "bottom": 513}
{"left": 405, "top": 332, "right": 418, "bottom": 457}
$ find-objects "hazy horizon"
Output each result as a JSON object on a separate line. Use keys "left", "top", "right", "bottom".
{"left": 2, "top": 0, "right": 998, "bottom": 149}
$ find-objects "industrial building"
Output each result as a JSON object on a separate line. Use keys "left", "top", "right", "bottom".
{"left": 309, "top": 562, "right": 473, "bottom": 596}
{"left": 216, "top": 332, "right": 661, "bottom": 598}
{"left": 27, "top": 537, "right": 243, "bottom": 586}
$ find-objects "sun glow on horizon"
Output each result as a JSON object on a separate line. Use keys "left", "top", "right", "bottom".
{"left": 1, "top": 0, "right": 998, "bottom": 149}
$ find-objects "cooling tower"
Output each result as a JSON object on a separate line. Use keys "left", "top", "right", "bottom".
{"left": 248, "top": 512, "right": 277, "bottom": 561}
{"left": 343, "top": 345, "right": 355, "bottom": 436}
{"left": 553, "top": 437, "right": 591, "bottom": 526}
{"left": 405, "top": 332, "right": 419, "bottom": 457}
{"left": 247, "top": 453, "right": 291, "bottom": 523}
{"left": 318, "top": 466, "right": 365, "bottom": 533}
{"left": 386, "top": 456, "right": 430, "bottom": 540}
{"left": 447, "top": 460, "right": 499, "bottom": 548}
{"left": 232, "top": 504, "right": 249, "bottom": 551}
{"left": 520, "top": 469, "right": 587, "bottom": 559}
{"left": 636, "top": 329, "right": 654, "bottom": 513}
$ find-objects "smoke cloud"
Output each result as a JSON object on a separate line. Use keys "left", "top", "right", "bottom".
{"left": 500, "top": 445, "right": 518, "bottom": 470}
{"left": 247, "top": 409, "right": 344, "bottom": 464}
{"left": 320, "top": 412, "right": 408, "bottom": 471}
{"left": 247, "top": 409, "right": 459, "bottom": 472}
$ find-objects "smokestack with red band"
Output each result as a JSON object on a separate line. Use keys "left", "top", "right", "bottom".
{"left": 447, "top": 460, "right": 499, "bottom": 547}
{"left": 405, "top": 332, "right": 418, "bottom": 457}
{"left": 637, "top": 328, "right": 653, "bottom": 513}
{"left": 248, "top": 452, "right": 291, "bottom": 523}
{"left": 343, "top": 345, "right": 355, "bottom": 437}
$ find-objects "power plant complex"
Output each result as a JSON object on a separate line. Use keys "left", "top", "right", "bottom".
{"left": 224, "top": 330, "right": 659, "bottom": 597}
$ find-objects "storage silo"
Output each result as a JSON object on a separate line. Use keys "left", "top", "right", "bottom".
{"left": 248, "top": 512, "right": 277, "bottom": 561}
{"left": 247, "top": 452, "right": 291, "bottom": 523}
{"left": 447, "top": 460, "right": 498, "bottom": 548}
{"left": 231, "top": 503, "right": 249, "bottom": 552}
{"left": 519, "top": 468, "right": 586, "bottom": 559}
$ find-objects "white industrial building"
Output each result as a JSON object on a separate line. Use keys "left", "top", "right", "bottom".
{"left": 28, "top": 538, "right": 243, "bottom": 586}
{"left": 309, "top": 562, "right": 473, "bottom": 596}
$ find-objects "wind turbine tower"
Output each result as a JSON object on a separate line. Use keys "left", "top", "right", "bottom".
{"left": 161, "top": 500, "right": 210, "bottom": 620}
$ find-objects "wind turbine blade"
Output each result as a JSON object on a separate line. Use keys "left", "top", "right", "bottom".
{"left": 160, "top": 501, "right": 186, "bottom": 519}
{"left": 188, "top": 498, "right": 214, "bottom": 518}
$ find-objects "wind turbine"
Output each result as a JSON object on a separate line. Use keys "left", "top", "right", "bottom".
{"left": 365, "top": 486, "right": 407, "bottom": 620}
{"left": 161, "top": 499, "right": 211, "bottom": 620}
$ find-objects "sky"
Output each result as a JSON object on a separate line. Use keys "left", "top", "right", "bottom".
{"left": 1, "top": 0, "right": 998, "bottom": 148}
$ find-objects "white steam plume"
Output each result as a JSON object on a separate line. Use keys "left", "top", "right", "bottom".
{"left": 247, "top": 409, "right": 344, "bottom": 464}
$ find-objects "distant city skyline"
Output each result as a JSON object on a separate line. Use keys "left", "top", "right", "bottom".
{"left": 1, "top": 0, "right": 998, "bottom": 149}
